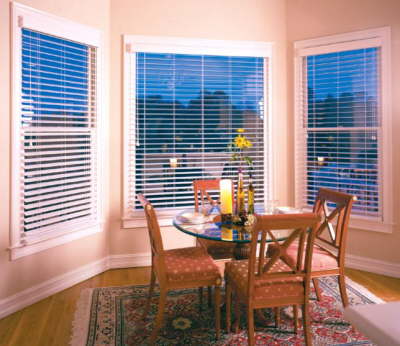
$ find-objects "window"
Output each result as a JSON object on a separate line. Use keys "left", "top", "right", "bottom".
{"left": 123, "top": 36, "right": 272, "bottom": 226}
{"left": 295, "top": 28, "right": 393, "bottom": 232}
{"left": 11, "top": 3, "right": 103, "bottom": 258}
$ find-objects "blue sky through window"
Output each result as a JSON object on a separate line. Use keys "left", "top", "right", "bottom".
{"left": 21, "top": 28, "right": 90, "bottom": 126}
{"left": 136, "top": 53, "right": 263, "bottom": 111}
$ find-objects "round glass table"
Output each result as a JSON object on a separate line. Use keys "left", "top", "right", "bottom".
{"left": 173, "top": 209, "right": 293, "bottom": 259}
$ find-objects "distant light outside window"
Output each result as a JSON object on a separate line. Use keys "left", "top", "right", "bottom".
{"left": 303, "top": 47, "right": 380, "bottom": 217}
{"left": 130, "top": 52, "right": 266, "bottom": 210}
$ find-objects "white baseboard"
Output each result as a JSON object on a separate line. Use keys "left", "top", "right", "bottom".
{"left": 0, "top": 254, "right": 152, "bottom": 320}
{"left": 346, "top": 254, "right": 400, "bottom": 278}
{"left": 0, "top": 258, "right": 108, "bottom": 320}
{"left": 108, "top": 252, "right": 151, "bottom": 269}
{"left": 0, "top": 252, "right": 398, "bottom": 320}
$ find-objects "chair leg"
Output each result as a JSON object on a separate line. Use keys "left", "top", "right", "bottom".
{"left": 214, "top": 285, "right": 221, "bottom": 339}
{"left": 247, "top": 307, "right": 255, "bottom": 346}
{"left": 293, "top": 305, "right": 298, "bottom": 334}
{"left": 226, "top": 281, "right": 232, "bottom": 332}
{"left": 338, "top": 274, "right": 349, "bottom": 307}
{"left": 208, "top": 286, "right": 212, "bottom": 307}
{"left": 233, "top": 293, "right": 241, "bottom": 333}
{"left": 255, "top": 309, "right": 268, "bottom": 325}
{"left": 313, "top": 278, "right": 322, "bottom": 301}
{"left": 198, "top": 287, "right": 203, "bottom": 312}
{"left": 142, "top": 268, "right": 156, "bottom": 320}
{"left": 301, "top": 303, "right": 312, "bottom": 346}
{"left": 274, "top": 307, "right": 280, "bottom": 328}
{"left": 149, "top": 288, "right": 167, "bottom": 345}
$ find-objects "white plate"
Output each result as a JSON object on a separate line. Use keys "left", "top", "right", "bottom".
{"left": 178, "top": 212, "right": 210, "bottom": 224}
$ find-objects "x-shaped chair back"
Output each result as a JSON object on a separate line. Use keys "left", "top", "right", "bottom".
{"left": 193, "top": 179, "right": 222, "bottom": 212}
{"left": 312, "top": 188, "right": 356, "bottom": 265}
{"left": 247, "top": 213, "right": 320, "bottom": 299}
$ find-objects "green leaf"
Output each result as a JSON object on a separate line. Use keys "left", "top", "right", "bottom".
{"left": 244, "top": 156, "right": 253, "bottom": 166}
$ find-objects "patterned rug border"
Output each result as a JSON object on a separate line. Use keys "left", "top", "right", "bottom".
{"left": 71, "top": 288, "right": 93, "bottom": 346}
{"left": 70, "top": 276, "right": 383, "bottom": 345}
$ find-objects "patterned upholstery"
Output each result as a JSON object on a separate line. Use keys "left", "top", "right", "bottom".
{"left": 164, "top": 247, "right": 221, "bottom": 284}
{"left": 267, "top": 242, "right": 338, "bottom": 271}
{"left": 225, "top": 213, "right": 320, "bottom": 346}
{"left": 225, "top": 259, "right": 304, "bottom": 300}
{"left": 137, "top": 194, "right": 223, "bottom": 343}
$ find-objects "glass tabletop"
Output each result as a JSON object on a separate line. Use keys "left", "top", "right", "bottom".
{"left": 173, "top": 208, "right": 293, "bottom": 244}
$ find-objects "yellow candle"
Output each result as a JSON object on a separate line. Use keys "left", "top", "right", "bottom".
{"left": 220, "top": 179, "right": 233, "bottom": 215}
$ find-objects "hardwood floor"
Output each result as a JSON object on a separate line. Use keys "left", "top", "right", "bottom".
{"left": 0, "top": 267, "right": 399, "bottom": 346}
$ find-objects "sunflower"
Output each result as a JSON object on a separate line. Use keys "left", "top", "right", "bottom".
{"left": 229, "top": 128, "right": 254, "bottom": 168}
{"left": 234, "top": 135, "right": 247, "bottom": 149}
{"left": 244, "top": 139, "right": 253, "bottom": 148}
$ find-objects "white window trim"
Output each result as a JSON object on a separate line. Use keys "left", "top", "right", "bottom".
{"left": 294, "top": 27, "right": 393, "bottom": 233}
{"left": 122, "top": 35, "right": 274, "bottom": 229}
{"left": 10, "top": 2, "right": 105, "bottom": 259}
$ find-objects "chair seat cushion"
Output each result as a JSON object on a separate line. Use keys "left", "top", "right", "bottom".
{"left": 164, "top": 246, "right": 221, "bottom": 284}
{"left": 266, "top": 242, "right": 338, "bottom": 271}
{"left": 225, "top": 259, "right": 304, "bottom": 300}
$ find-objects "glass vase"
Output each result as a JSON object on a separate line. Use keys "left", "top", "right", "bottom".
{"left": 236, "top": 168, "right": 246, "bottom": 223}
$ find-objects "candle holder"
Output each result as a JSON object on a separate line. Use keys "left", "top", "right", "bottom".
{"left": 221, "top": 212, "right": 233, "bottom": 224}
{"left": 232, "top": 214, "right": 247, "bottom": 226}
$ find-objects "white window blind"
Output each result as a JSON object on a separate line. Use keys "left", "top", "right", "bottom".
{"left": 19, "top": 28, "right": 98, "bottom": 240}
{"left": 297, "top": 47, "right": 381, "bottom": 218}
{"left": 126, "top": 51, "right": 267, "bottom": 211}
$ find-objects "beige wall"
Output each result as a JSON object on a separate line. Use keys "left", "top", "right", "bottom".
{"left": 108, "top": 0, "right": 289, "bottom": 255}
{"left": 286, "top": 0, "right": 400, "bottom": 263}
{"left": 0, "top": 0, "right": 110, "bottom": 300}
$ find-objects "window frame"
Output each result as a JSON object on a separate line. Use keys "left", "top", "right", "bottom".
{"left": 122, "top": 35, "right": 273, "bottom": 228}
{"left": 10, "top": 2, "right": 105, "bottom": 259}
{"left": 294, "top": 27, "right": 393, "bottom": 233}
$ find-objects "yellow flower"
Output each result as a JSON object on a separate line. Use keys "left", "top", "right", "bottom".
{"left": 234, "top": 135, "right": 247, "bottom": 149}
{"left": 229, "top": 129, "right": 253, "bottom": 167}
{"left": 244, "top": 139, "right": 252, "bottom": 148}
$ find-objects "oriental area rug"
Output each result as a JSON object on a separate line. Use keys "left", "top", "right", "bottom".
{"left": 70, "top": 277, "right": 382, "bottom": 345}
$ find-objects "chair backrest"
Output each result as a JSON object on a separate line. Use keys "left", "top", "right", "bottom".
{"left": 137, "top": 194, "right": 167, "bottom": 282}
{"left": 312, "top": 188, "right": 356, "bottom": 265}
{"left": 247, "top": 213, "right": 320, "bottom": 300}
{"left": 193, "top": 179, "right": 221, "bottom": 212}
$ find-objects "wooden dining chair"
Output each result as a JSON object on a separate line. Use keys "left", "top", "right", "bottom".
{"left": 137, "top": 194, "right": 222, "bottom": 344}
{"left": 267, "top": 188, "right": 356, "bottom": 309}
{"left": 193, "top": 179, "right": 236, "bottom": 260}
{"left": 225, "top": 213, "right": 320, "bottom": 346}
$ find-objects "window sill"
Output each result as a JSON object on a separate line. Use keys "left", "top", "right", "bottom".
{"left": 299, "top": 206, "right": 393, "bottom": 233}
{"left": 349, "top": 217, "right": 393, "bottom": 233}
{"left": 122, "top": 208, "right": 186, "bottom": 229}
{"left": 9, "top": 223, "right": 104, "bottom": 260}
